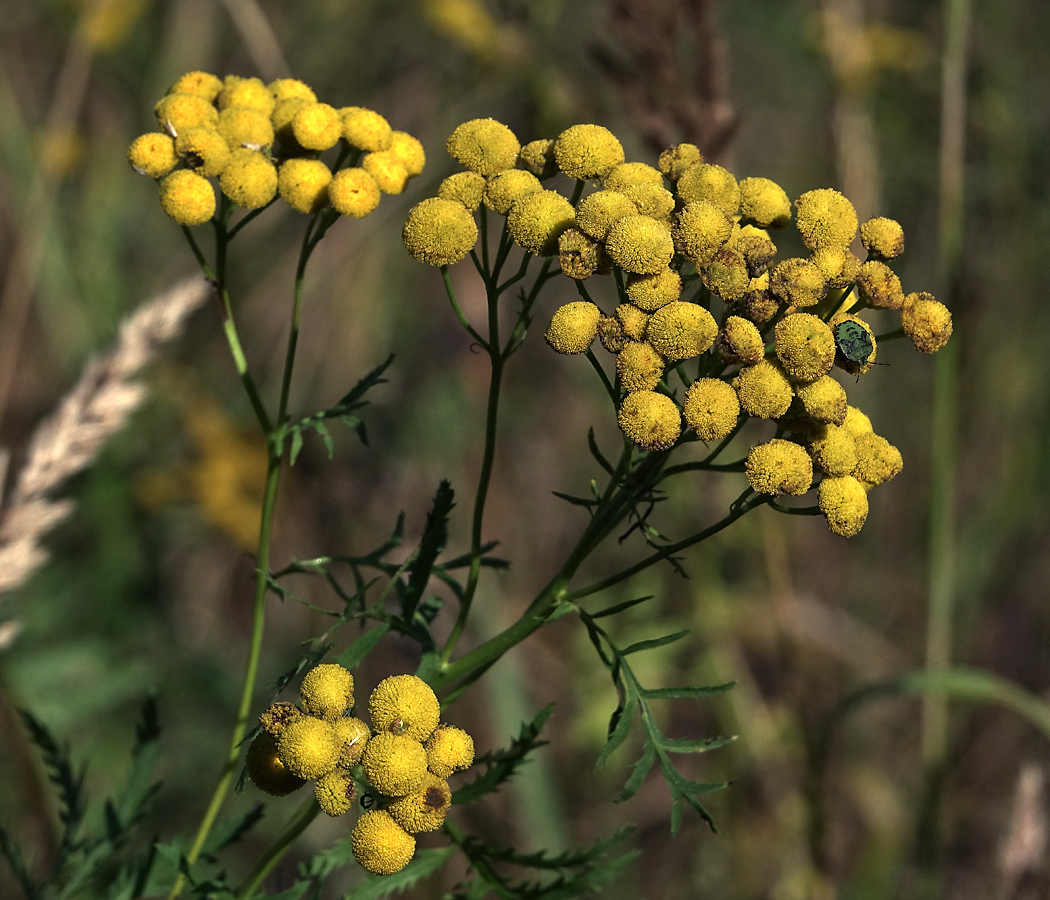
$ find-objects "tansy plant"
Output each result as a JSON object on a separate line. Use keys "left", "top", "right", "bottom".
{"left": 1, "top": 75, "right": 952, "bottom": 900}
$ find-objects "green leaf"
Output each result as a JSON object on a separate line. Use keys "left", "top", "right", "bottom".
{"left": 401, "top": 481, "right": 455, "bottom": 625}
{"left": 0, "top": 826, "right": 39, "bottom": 900}
{"left": 289, "top": 428, "right": 305, "bottom": 465}
{"left": 588, "top": 595, "right": 654, "bottom": 620}
{"left": 620, "top": 629, "right": 689, "bottom": 656}
{"left": 587, "top": 427, "right": 615, "bottom": 475}
{"left": 202, "top": 804, "right": 265, "bottom": 854}
{"left": 659, "top": 735, "right": 736, "bottom": 754}
{"left": 454, "top": 705, "right": 554, "bottom": 806}
{"left": 642, "top": 682, "right": 735, "bottom": 700}
{"left": 314, "top": 420, "right": 335, "bottom": 458}
{"left": 594, "top": 692, "right": 636, "bottom": 770}
{"left": 615, "top": 743, "right": 656, "bottom": 802}
{"left": 551, "top": 490, "right": 597, "bottom": 511}
{"left": 342, "top": 847, "right": 453, "bottom": 899}
{"left": 335, "top": 624, "right": 391, "bottom": 670}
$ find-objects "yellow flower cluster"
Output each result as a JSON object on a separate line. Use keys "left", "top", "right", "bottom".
{"left": 247, "top": 666, "right": 474, "bottom": 876}
{"left": 403, "top": 119, "right": 952, "bottom": 538}
{"left": 129, "top": 72, "right": 423, "bottom": 225}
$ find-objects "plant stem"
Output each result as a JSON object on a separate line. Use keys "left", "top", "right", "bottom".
{"left": 234, "top": 798, "right": 320, "bottom": 900}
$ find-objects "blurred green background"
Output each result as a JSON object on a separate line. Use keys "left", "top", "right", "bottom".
{"left": 1, "top": 0, "right": 1049, "bottom": 897}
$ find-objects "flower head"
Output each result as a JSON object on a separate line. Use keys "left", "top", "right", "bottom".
{"left": 794, "top": 188, "right": 858, "bottom": 249}
{"left": 745, "top": 439, "right": 813, "bottom": 495}
{"left": 341, "top": 107, "right": 394, "bottom": 152}
{"left": 507, "top": 189, "right": 575, "bottom": 256}
{"left": 278, "top": 158, "right": 332, "bottom": 213}
{"left": 623, "top": 181, "right": 676, "bottom": 219}
{"left": 818, "top": 476, "right": 869, "bottom": 536}
{"left": 159, "top": 170, "right": 215, "bottom": 226}
{"left": 673, "top": 200, "right": 733, "bottom": 265}
{"left": 218, "top": 106, "right": 274, "bottom": 150}
{"left": 259, "top": 701, "right": 302, "bottom": 736}
{"left": 426, "top": 725, "right": 475, "bottom": 778}
{"left": 216, "top": 75, "right": 274, "bottom": 115}
{"left": 389, "top": 131, "right": 426, "bottom": 177}
{"left": 268, "top": 78, "right": 317, "bottom": 103}
{"left": 276, "top": 716, "right": 342, "bottom": 779}
{"left": 127, "top": 132, "right": 178, "bottom": 178}
{"left": 438, "top": 171, "right": 486, "bottom": 212}
{"left": 362, "top": 151, "right": 409, "bottom": 194}
{"left": 315, "top": 769, "right": 358, "bottom": 817}
{"left": 558, "top": 229, "right": 604, "bottom": 280}
{"left": 483, "top": 168, "right": 542, "bottom": 215}
{"left": 811, "top": 245, "right": 861, "bottom": 289}
{"left": 554, "top": 124, "right": 625, "bottom": 180}
{"left": 657, "top": 142, "right": 703, "bottom": 181}
{"left": 701, "top": 247, "right": 750, "bottom": 301}
{"left": 174, "top": 127, "right": 230, "bottom": 177}
{"left": 335, "top": 716, "right": 372, "bottom": 768}
{"left": 734, "top": 359, "right": 793, "bottom": 419}
{"left": 329, "top": 168, "right": 381, "bottom": 218}
{"left": 300, "top": 663, "right": 354, "bottom": 721}
{"left": 604, "top": 215, "right": 674, "bottom": 275}
{"left": 676, "top": 163, "right": 740, "bottom": 215}
{"left": 770, "top": 258, "right": 827, "bottom": 308}
{"left": 807, "top": 423, "right": 858, "bottom": 476}
{"left": 246, "top": 732, "right": 307, "bottom": 797}
{"left": 291, "top": 102, "right": 342, "bottom": 151}
{"left": 168, "top": 71, "right": 223, "bottom": 102}
{"left": 574, "top": 190, "right": 638, "bottom": 241}
{"left": 739, "top": 177, "right": 791, "bottom": 228}
{"left": 901, "top": 292, "right": 952, "bottom": 353}
{"left": 795, "top": 374, "right": 847, "bottom": 425}
{"left": 155, "top": 93, "right": 219, "bottom": 136}
{"left": 368, "top": 674, "right": 440, "bottom": 741}
{"left": 545, "top": 301, "right": 601, "bottom": 354}
{"left": 618, "top": 391, "right": 682, "bottom": 451}
{"left": 842, "top": 405, "right": 873, "bottom": 437}
{"left": 860, "top": 216, "right": 904, "bottom": 259}
{"left": 387, "top": 773, "right": 453, "bottom": 834}
{"left": 603, "top": 161, "right": 663, "bottom": 192}
{"left": 646, "top": 301, "right": 717, "bottom": 362}
{"left": 403, "top": 197, "right": 479, "bottom": 266}
{"left": 717, "top": 316, "right": 764, "bottom": 366}
{"left": 351, "top": 810, "right": 416, "bottom": 875}
{"left": 852, "top": 432, "right": 903, "bottom": 486}
{"left": 774, "top": 313, "right": 836, "bottom": 381}
{"left": 615, "top": 303, "right": 650, "bottom": 342}
{"left": 616, "top": 342, "right": 665, "bottom": 392}
{"left": 447, "top": 118, "right": 520, "bottom": 176}
{"left": 740, "top": 284, "right": 780, "bottom": 326}
{"left": 518, "top": 138, "right": 556, "bottom": 178}
{"left": 219, "top": 149, "right": 277, "bottom": 209}
{"left": 683, "top": 378, "right": 740, "bottom": 441}
{"left": 361, "top": 732, "right": 429, "bottom": 797}
{"left": 625, "top": 269, "right": 682, "bottom": 312}
{"left": 856, "top": 260, "right": 904, "bottom": 310}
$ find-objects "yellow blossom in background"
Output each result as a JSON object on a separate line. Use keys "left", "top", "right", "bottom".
{"left": 507, "top": 189, "right": 575, "bottom": 256}
{"left": 447, "top": 118, "right": 520, "bottom": 176}
{"left": 341, "top": 107, "right": 394, "bottom": 152}
{"left": 38, "top": 126, "right": 85, "bottom": 178}
{"left": 128, "top": 132, "right": 178, "bottom": 179}
{"left": 220, "top": 149, "right": 278, "bottom": 209}
{"left": 901, "top": 292, "right": 953, "bottom": 353}
{"left": 818, "top": 475, "right": 869, "bottom": 537}
{"left": 794, "top": 188, "right": 858, "bottom": 249}
{"left": 617, "top": 341, "right": 665, "bottom": 393}
{"left": 676, "top": 163, "right": 740, "bottom": 215}
{"left": 438, "top": 171, "right": 486, "bottom": 212}
{"left": 424, "top": 0, "right": 524, "bottom": 64}
{"left": 683, "top": 379, "right": 740, "bottom": 442}
{"left": 79, "top": 0, "right": 147, "bottom": 51}
{"left": 169, "top": 71, "right": 223, "bottom": 102}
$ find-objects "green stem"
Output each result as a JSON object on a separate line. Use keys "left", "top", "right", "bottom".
{"left": 234, "top": 798, "right": 320, "bottom": 900}
{"left": 441, "top": 266, "right": 488, "bottom": 349}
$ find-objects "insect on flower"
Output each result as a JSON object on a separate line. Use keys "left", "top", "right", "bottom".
{"left": 833, "top": 319, "right": 887, "bottom": 380}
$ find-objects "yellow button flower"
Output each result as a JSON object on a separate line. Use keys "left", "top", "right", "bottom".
{"left": 174, "top": 127, "right": 230, "bottom": 178}
{"left": 646, "top": 301, "right": 717, "bottom": 362}
{"left": 389, "top": 131, "right": 426, "bottom": 177}
{"left": 554, "top": 124, "right": 625, "bottom": 180}
{"left": 545, "top": 301, "right": 601, "bottom": 354}
{"left": 268, "top": 78, "right": 317, "bottom": 104}
{"left": 625, "top": 268, "right": 682, "bottom": 312}
{"left": 717, "top": 315, "right": 764, "bottom": 366}
{"left": 362, "top": 732, "right": 429, "bottom": 797}
{"left": 334, "top": 716, "right": 372, "bottom": 768}
{"left": 774, "top": 313, "right": 836, "bottom": 381}
{"left": 701, "top": 247, "right": 750, "bottom": 301}
{"left": 246, "top": 732, "right": 307, "bottom": 797}
{"left": 507, "top": 189, "right": 575, "bottom": 256}
{"left": 216, "top": 75, "right": 275, "bottom": 115}
{"left": 368, "top": 674, "right": 441, "bottom": 741}
{"left": 271, "top": 97, "right": 308, "bottom": 144}
{"left": 159, "top": 170, "right": 215, "bottom": 226}
{"left": 329, "top": 168, "right": 381, "bottom": 218}
{"left": 842, "top": 405, "right": 873, "bottom": 437}
{"left": 574, "top": 190, "right": 638, "bottom": 241}
{"left": 341, "top": 106, "right": 394, "bottom": 152}
{"left": 616, "top": 341, "right": 665, "bottom": 393}
{"left": 300, "top": 663, "right": 354, "bottom": 721}
{"left": 351, "top": 810, "right": 416, "bottom": 876}
{"left": 856, "top": 260, "right": 904, "bottom": 310}
{"left": 483, "top": 169, "right": 542, "bottom": 215}
{"left": 599, "top": 315, "right": 626, "bottom": 353}
{"left": 901, "top": 292, "right": 952, "bottom": 353}
{"left": 623, "top": 181, "right": 675, "bottom": 220}
{"left": 315, "top": 769, "right": 358, "bottom": 817}
{"left": 604, "top": 216, "right": 674, "bottom": 275}
{"left": 426, "top": 725, "right": 475, "bottom": 779}
{"left": 403, "top": 197, "right": 479, "bottom": 266}
{"left": 811, "top": 245, "right": 861, "bottom": 289}
{"left": 852, "top": 433, "right": 903, "bottom": 486}
{"left": 219, "top": 148, "right": 277, "bottom": 209}
{"left": 603, "top": 161, "right": 663, "bottom": 191}
{"left": 615, "top": 303, "right": 649, "bottom": 342}
{"left": 155, "top": 92, "right": 219, "bottom": 136}
{"left": 818, "top": 475, "right": 869, "bottom": 537}
{"left": 276, "top": 716, "right": 342, "bottom": 779}
{"left": 168, "top": 71, "right": 223, "bottom": 102}
{"left": 558, "top": 229, "right": 603, "bottom": 280}
{"left": 794, "top": 188, "right": 858, "bottom": 249}
{"left": 657, "top": 142, "right": 703, "bottom": 182}
{"left": 278, "top": 158, "right": 332, "bottom": 213}
{"left": 387, "top": 773, "right": 452, "bottom": 834}
{"left": 860, "top": 216, "right": 904, "bottom": 259}
{"left": 127, "top": 132, "right": 178, "bottom": 178}
{"left": 518, "top": 138, "right": 556, "bottom": 177}
{"left": 362, "top": 151, "right": 410, "bottom": 194}
{"left": 770, "top": 257, "right": 827, "bottom": 308}
{"left": 618, "top": 391, "right": 682, "bottom": 452}
{"left": 683, "top": 378, "right": 740, "bottom": 442}
{"left": 807, "top": 423, "right": 858, "bottom": 476}
{"left": 734, "top": 359, "right": 793, "bottom": 419}
{"left": 739, "top": 177, "right": 791, "bottom": 229}
{"left": 291, "top": 102, "right": 342, "bottom": 151}
{"left": 218, "top": 106, "right": 274, "bottom": 150}
{"left": 438, "top": 171, "right": 486, "bottom": 212}
{"left": 795, "top": 374, "right": 847, "bottom": 425}
{"left": 745, "top": 439, "right": 813, "bottom": 495}
{"left": 446, "top": 118, "right": 520, "bottom": 176}
{"left": 676, "top": 163, "right": 740, "bottom": 216}
{"left": 672, "top": 200, "right": 733, "bottom": 265}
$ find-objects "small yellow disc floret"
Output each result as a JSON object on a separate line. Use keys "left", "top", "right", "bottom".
{"left": 315, "top": 769, "right": 358, "bottom": 817}
{"left": 745, "top": 439, "right": 813, "bottom": 495}
{"left": 389, "top": 131, "right": 426, "bottom": 177}
{"left": 174, "top": 127, "right": 230, "bottom": 177}
{"left": 447, "top": 118, "right": 521, "bottom": 176}
{"left": 739, "top": 177, "right": 792, "bottom": 228}
{"left": 807, "top": 423, "right": 858, "bottom": 476}
{"left": 852, "top": 433, "right": 903, "bottom": 486}
{"left": 403, "top": 197, "right": 479, "bottom": 267}
{"left": 246, "top": 732, "right": 307, "bottom": 797}
{"left": 361, "top": 732, "right": 429, "bottom": 797}
{"left": 351, "top": 810, "right": 416, "bottom": 876}
{"left": 483, "top": 169, "right": 542, "bottom": 215}
{"left": 168, "top": 71, "right": 223, "bottom": 102}
{"left": 603, "top": 161, "right": 663, "bottom": 191}
{"left": 616, "top": 303, "right": 649, "bottom": 342}
{"left": 842, "top": 405, "right": 873, "bottom": 438}
{"left": 604, "top": 216, "right": 674, "bottom": 275}
{"left": 676, "top": 163, "right": 740, "bottom": 216}
{"left": 856, "top": 260, "right": 904, "bottom": 310}
{"left": 368, "top": 674, "right": 441, "bottom": 741}
{"left": 276, "top": 716, "right": 342, "bottom": 780}
{"left": 216, "top": 75, "right": 275, "bottom": 115}
{"left": 219, "top": 149, "right": 277, "bottom": 209}
{"left": 683, "top": 379, "right": 740, "bottom": 441}
{"left": 860, "top": 216, "right": 904, "bottom": 259}
{"left": 362, "top": 151, "right": 409, "bottom": 194}
{"left": 795, "top": 375, "right": 847, "bottom": 425}
{"left": 341, "top": 107, "right": 394, "bottom": 152}
{"left": 159, "top": 170, "right": 215, "bottom": 226}
{"left": 218, "top": 106, "right": 274, "bottom": 150}
{"left": 268, "top": 78, "right": 317, "bottom": 103}
{"left": 818, "top": 475, "right": 869, "bottom": 537}
{"left": 291, "top": 102, "right": 342, "bottom": 151}
{"left": 387, "top": 773, "right": 452, "bottom": 834}
{"left": 155, "top": 93, "right": 219, "bottom": 135}
{"left": 625, "top": 269, "right": 682, "bottom": 312}
{"left": 673, "top": 201, "right": 734, "bottom": 265}
{"left": 735, "top": 359, "right": 794, "bottom": 419}
{"left": 300, "top": 663, "right": 355, "bottom": 721}
{"left": 774, "top": 313, "right": 836, "bottom": 381}
{"left": 618, "top": 391, "right": 682, "bottom": 452}
{"left": 545, "top": 301, "right": 601, "bottom": 354}
{"left": 127, "top": 132, "right": 178, "bottom": 178}
{"left": 623, "top": 182, "right": 676, "bottom": 220}
{"left": 329, "top": 168, "right": 381, "bottom": 218}
{"left": 646, "top": 301, "right": 717, "bottom": 362}
{"left": 574, "top": 190, "right": 638, "bottom": 241}
{"left": 554, "top": 124, "right": 625, "bottom": 180}
{"left": 901, "top": 292, "right": 952, "bottom": 353}
{"left": 507, "top": 190, "right": 575, "bottom": 256}
{"left": 770, "top": 258, "right": 827, "bottom": 308}
{"left": 794, "top": 188, "right": 858, "bottom": 249}
{"left": 616, "top": 342, "right": 665, "bottom": 393}
{"left": 278, "top": 158, "right": 332, "bottom": 213}
{"left": 438, "top": 171, "right": 486, "bottom": 212}
{"left": 426, "top": 725, "right": 475, "bottom": 778}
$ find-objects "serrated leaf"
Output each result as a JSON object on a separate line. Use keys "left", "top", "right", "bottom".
{"left": 454, "top": 705, "right": 554, "bottom": 806}
{"left": 641, "top": 681, "right": 735, "bottom": 700}
{"left": 0, "top": 825, "right": 39, "bottom": 900}
{"left": 658, "top": 735, "right": 737, "bottom": 754}
{"left": 589, "top": 595, "right": 654, "bottom": 620}
{"left": 615, "top": 743, "right": 656, "bottom": 802}
{"left": 342, "top": 847, "right": 453, "bottom": 899}
{"left": 620, "top": 629, "right": 689, "bottom": 656}
{"left": 313, "top": 421, "right": 335, "bottom": 458}
{"left": 401, "top": 481, "right": 454, "bottom": 624}
{"left": 335, "top": 624, "right": 390, "bottom": 670}
{"left": 594, "top": 695, "right": 636, "bottom": 770}
{"left": 289, "top": 429, "right": 304, "bottom": 465}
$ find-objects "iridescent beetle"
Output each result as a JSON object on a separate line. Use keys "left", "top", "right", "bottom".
{"left": 833, "top": 320, "right": 886, "bottom": 380}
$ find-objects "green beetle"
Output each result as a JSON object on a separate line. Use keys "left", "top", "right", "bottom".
{"left": 833, "top": 320, "right": 874, "bottom": 363}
